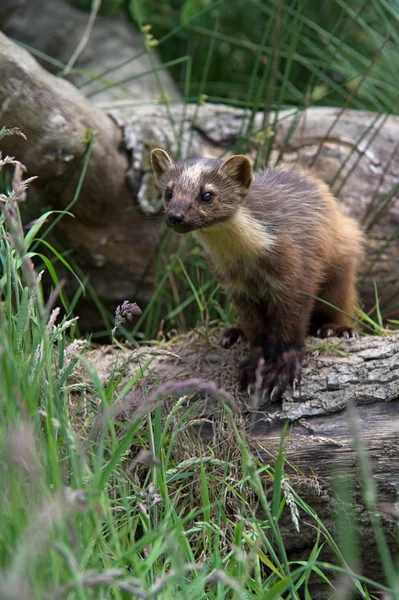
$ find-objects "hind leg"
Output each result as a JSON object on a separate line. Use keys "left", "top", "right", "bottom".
{"left": 311, "top": 264, "right": 359, "bottom": 339}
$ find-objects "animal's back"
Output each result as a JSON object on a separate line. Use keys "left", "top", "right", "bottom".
{"left": 250, "top": 164, "right": 337, "bottom": 231}
{"left": 248, "top": 164, "right": 363, "bottom": 271}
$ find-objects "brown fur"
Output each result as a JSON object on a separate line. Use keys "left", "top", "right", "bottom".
{"left": 151, "top": 149, "right": 364, "bottom": 397}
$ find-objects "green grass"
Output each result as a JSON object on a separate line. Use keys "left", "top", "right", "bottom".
{"left": 1, "top": 129, "right": 399, "bottom": 599}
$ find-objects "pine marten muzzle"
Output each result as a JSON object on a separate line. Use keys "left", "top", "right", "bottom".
{"left": 151, "top": 148, "right": 364, "bottom": 399}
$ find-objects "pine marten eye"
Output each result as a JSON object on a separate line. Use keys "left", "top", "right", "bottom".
{"left": 164, "top": 188, "right": 173, "bottom": 201}
{"left": 200, "top": 192, "right": 214, "bottom": 204}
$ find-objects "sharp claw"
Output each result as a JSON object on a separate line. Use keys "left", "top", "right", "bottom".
{"left": 292, "top": 378, "right": 301, "bottom": 398}
{"left": 270, "top": 385, "right": 279, "bottom": 401}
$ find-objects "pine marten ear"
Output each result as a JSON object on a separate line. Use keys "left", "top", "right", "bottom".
{"left": 151, "top": 148, "right": 174, "bottom": 183}
{"left": 219, "top": 155, "right": 253, "bottom": 189}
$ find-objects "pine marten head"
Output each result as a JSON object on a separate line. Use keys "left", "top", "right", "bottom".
{"left": 151, "top": 149, "right": 253, "bottom": 233}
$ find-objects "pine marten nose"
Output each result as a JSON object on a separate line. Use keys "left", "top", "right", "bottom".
{"left": 167, "top": 211, "right": 185, "bottom": 225}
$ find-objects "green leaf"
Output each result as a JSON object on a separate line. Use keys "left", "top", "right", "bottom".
{"left": 15, "top": 287, "right": 30, "bottom": 352}
{"left": 36, "top": 254, "right": 68, "bottom": 311}
{"left": 24, "top": 211, "right": 73, "bottom": 251}
{"left": 36, "top": 241, "right": 84, "bottom": 293}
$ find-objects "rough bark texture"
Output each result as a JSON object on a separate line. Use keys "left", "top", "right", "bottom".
{"left": 83, "top": 331, "right": 399, "bottom": 594}
{"left": 1, "top": 28, "right": 398, "bottom": 323}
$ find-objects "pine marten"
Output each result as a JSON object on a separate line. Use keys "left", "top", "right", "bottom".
{"left": 151, "top": 148, "right": 364, "bottom": 398}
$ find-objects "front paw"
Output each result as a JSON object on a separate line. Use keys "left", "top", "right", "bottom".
{"left": 238, "top": 345, "right": 303, "bottom": 399}
{"left": 221, "top": 327, "right": 245, "bottom": 349}
{"left": 261, "top": 349, "right": 303, "bottom": 399}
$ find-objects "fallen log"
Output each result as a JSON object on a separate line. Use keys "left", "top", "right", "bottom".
{"left": 82, "top": 330, "right": 399, "bottom": 494}
{"left": 84, "top": 330, "right": 399, "bottom": 466}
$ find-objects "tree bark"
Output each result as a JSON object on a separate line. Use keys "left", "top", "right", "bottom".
{"left": 1, "top": 30, "right": 399, "bottom": 326}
